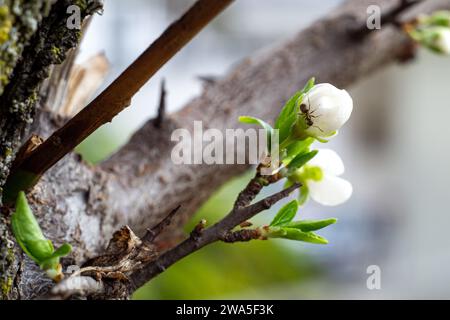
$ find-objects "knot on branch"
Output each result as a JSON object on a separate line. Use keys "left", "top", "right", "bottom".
{"left": 220, "top": 229, "right": 263, "bottom": 243}
{"left": 190, "top": 219, "right": 207, "bottom": 241}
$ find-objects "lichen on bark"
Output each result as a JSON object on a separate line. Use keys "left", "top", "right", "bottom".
{"left": 0, "top": 216, "right": 19, "bottom": 299}
{"left": 0, "top": 0, "right": 102, "bottom": 205}
{"left": 0, "top": 0, "right": 53, "bottom": 96}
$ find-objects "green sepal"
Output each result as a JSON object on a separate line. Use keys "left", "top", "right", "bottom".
{"left": 297, "top": 184, "right": 309, "bottom": 206}
{"left": 270, "top": 200, "right": 298, "bottom": 226}
{"left": 282, "top": 137, "right": 315, "bottom": 166}
{"left": 287, "top": 150, "right": 318, "bottom": 172}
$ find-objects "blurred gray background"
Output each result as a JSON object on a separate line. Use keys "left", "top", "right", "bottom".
{"left": 75, "top": 0, "right": 450, "bottom": 299}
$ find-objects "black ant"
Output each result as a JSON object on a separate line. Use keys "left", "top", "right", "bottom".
{"left": 299, "top": 97, "right": 324, "bottom": 132}
{"left": 299, "top": 103, "right": 315, "bottom": 126}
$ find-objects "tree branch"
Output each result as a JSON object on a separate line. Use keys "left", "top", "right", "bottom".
{"left": 127, "top": 182, "right": 301, "bottom": 292}
{"left": 5, "top": 0, "right": 234, "bottom": 196}
{"left": 142, "top": 205, "right": 181, "bottom": 244}
{"left": 5, "top": 0, "right": 450, "bottom": 300}
{"left": 0, "top": 0, "right": 102, "bottom": 204}
{"left": 101, "top": 0, "right": 450, "bottom": 240}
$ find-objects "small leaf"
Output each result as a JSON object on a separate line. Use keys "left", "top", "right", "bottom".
{"left": 270, "top": 200, "right": 298, "bottom": 226}
{"left": 51, "top": 243, "right": 72, "bottom": 259}
{"left": 275, "top": 92, "right": 303, "bottom": 143}
{"left": 281, "top": 228, "right": 329, "bottom": 244}
{"left": 275, "top": 92, "right": 301, "bottom": 130}
{"left": 11, "top": 192, "right": 54, "bottom": 263}
{"left": 239, "top": 116, "right": 273, "bottom": 148}
{"left": 26, "top": 240, "right": 54, "bottom": 262}
{"left": 274, "top": 78, "right": 316, "bottom": 144}
{"left": 284, "top": 218, "right": 337, "bottom": 232}
{"left": 287, "top": 150, "right": 318, "bottom": 171}
{"left": 282, "top": 137, "right": 315, "bottom": 165}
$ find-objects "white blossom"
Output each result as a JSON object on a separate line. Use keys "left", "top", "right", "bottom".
{"left": 298, "top": 149, "right": 352, "bottom": 206}
{"left": 300, "top": 83, "right": 353, "bottom": 139}
{"left": 434, "top": 27, "right": 450, "bottom": 54}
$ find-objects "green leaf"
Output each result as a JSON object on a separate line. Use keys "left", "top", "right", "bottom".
{"left": 270, "top": 200, "right": 298, "bottom": 226}
{"left": 239, "top": 116, "right": 273, "bottom": 149}
{"left": 51, "top": 243, "right": 72, "bottom": 259}
{"left": 27, "top": 240, "right": 54, "bottom": 262}
{"left": 274, "top": 78, "right": 316, "bottom": 144}
{"left": 287, "top": 150, "right": 318, "bottom": 171}
{"left": 282, "top": 137, "right": 315, "bottom": 165}
{"left": 301, "top": 77, "right": 315, "bottom": 94}
{"left": 298, "top": 185, "right": 309, "bottom": 206}
{"left": 280, "top": 228, "right": 329, "bottom": 244}
{"left": 274, "top": 92, "right": 302, "bottom": 143}
{"left": 284, "top": 218, "right": 337, "bottom": 232}
{"left": 11, "top": 192, "right": 54, "bottom": 263}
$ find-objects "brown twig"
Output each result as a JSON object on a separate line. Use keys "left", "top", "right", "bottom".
{"left": 9, "top": 0, "right": 234, "bottom": 188}
{"left": 233, "top": 165, "right": 283, "bottom": 210}
{"left": 220, "top": 229, "right": 262, "bottom": 243}
{"left": 128, "top": 182, "right": 300, "bottom": 291}
{"left": 190, "top": 219, "right": 207, "bottom": 241}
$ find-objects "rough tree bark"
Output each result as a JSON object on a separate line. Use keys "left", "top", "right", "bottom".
{"left": 1, "top": 0, "right": 449, "bottom": 300}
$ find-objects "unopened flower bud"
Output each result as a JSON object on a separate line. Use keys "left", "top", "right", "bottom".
{"left": 295, "top": 83, "right": 353, "bottom": 139}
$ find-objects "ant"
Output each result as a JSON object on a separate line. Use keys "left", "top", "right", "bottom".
{"left": 299, "top": 96, "right": 324, "bottom": 132}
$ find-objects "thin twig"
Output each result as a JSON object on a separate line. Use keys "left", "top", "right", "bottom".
{"left": 8, "top": 0, "right": 234, "bottom": 189}
{"left": 197, "top": 75, "right": 218, "bottom": 86}
{"left": 142, "top": 205, "right": 181, "bottom": 244}
{"left": 128, "top": 182, "right": 300, "bottom": 291}
{"left": 233, "top": 165, "right": 283, "bottom": 210}
{"left": 154, "top": 79, "right": 167, "bottom": 128}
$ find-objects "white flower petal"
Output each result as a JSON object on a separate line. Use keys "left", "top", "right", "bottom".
{"left": 308, "top": 175, "right": 352, "bottom": 206}
{"left": 303, "top": 83, "right": 353, "bottom": 138}
{"left": 436, "top": 28, "right": 450, "bottom": 54}
{"left": 308, "top": 149, "right": 345, "bottom": 176}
